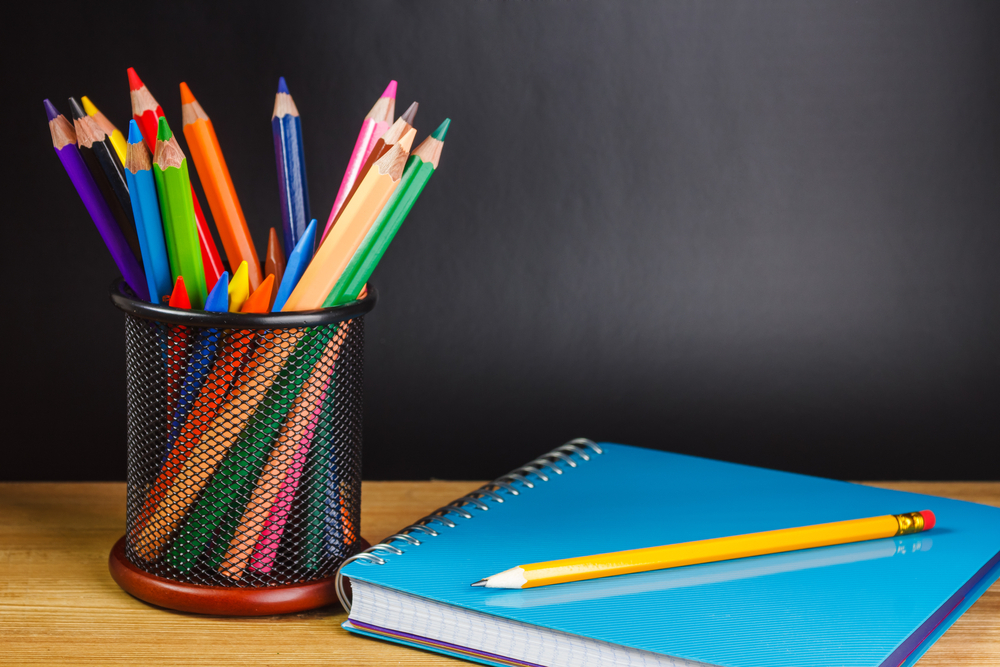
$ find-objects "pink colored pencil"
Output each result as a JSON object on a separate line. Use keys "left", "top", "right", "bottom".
{"left": 322, "top": 81, "right": 396, "bottom": 241}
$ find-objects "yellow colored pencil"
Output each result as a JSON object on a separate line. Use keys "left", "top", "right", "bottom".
{"left": 473, "top": 510, "right": 936, "bottom": 589}
{"left": 281, "top": 142, "right": 409, "bottom": 311}
{"left": 81, "top": 96, "right": 127, "bottom": 163}
{"left": 228, "top": 260, "right": 250, "bottom": 312}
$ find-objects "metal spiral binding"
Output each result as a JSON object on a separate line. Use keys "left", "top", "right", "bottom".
{"left": 335, "top": 438, "right": 603, "bottom": 612}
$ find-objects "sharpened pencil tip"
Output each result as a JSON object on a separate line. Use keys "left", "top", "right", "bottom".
{"left": 80, "top": 96, "right": 99, "bottom": 117}
{"left": 179, "top": 81, "right": 195, "bottom": 105}
{"left": 127, "top": 67, "right": 143, "bottom": 91}
{"left": 400, "top": 101, "right": 419, "bottom": 126}
{"left": 43, "top": 99, "right": 60, "bottom": 122}
{"left": 67, "top": 97, "right": 86, "bottom": 121}
{"left": 471, "top": 579, "right": 488, "bottom": 587}
{"left": 156, "top": 115, "right": 172, "bottom": 141}
{"left": 431, "top": 118, "right": 450, "bottom": 141}
{"left": 382, "top": 80, "right": 397, "bottom": 99}
{"left": 278, "top": 76, "right": 289, "bottom": 94}
{"left": 127, "top": 120, "right": 143, "bottom": 144}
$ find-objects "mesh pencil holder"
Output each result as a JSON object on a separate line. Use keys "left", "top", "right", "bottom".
{"left": 107, "top": 278, "right": 376, "bottom": 616}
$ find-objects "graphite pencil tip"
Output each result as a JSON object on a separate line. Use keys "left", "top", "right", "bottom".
{"left": 67, "top": 96, "right": 87, "bottom": 121}
{"left": 127, "top": 67, "right": 144, "bottom": 91}
{"left": 43, "top": 98, "right": 60, "bottom": 122}
{"left": 400, "top": 101, "right": 419, "bottom": 125}
{"left": 156, "top": 115, "right": 173, "bottom": 141}
{"left": 179, "top": 81, "right": 195, "bottom": 105}
{"left": 431, "top": 118, "right": 450, "bottom": 141}
{"left": 277, "top": 76, "right": 289, "bottom": 94}
{"left": 127, "top": 119, "right": 143, "bottom": 144}
{"left": 471, "top": 579, "right": 487, "bottom": 587}
{"left": 382, "top": 80, "right": 398, "bottom": 99}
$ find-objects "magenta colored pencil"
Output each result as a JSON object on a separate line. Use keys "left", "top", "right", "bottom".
{"left": 321, "top": 81, "right": 396, "bottom": 242}
{"left": 45, "top": 99, "right": 149, "bottom": 300}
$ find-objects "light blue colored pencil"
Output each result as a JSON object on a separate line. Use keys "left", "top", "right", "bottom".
{"left": 124, "top": 120, "right": 173, "bottom": 303}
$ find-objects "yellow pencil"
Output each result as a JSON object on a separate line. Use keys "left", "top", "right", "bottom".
{"left": 228, "top": 260, "right": 250, "bottom": 312}
{"left": 473, "top": 510, "right": 936, "bottom": 589}
{"left": 81, "top": 96, "right": 127, "bottom": 163}
{"left": 281, "top": 142, "right": 409, "bottom": 311}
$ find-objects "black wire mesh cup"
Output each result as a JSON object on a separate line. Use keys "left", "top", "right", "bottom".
{"left": 106, "top": 279, "right": 376, "bottom": 615}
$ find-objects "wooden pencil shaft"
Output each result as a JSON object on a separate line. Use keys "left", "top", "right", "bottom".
{"left": 153, "top": 151, "right": 207, "bottom": 309}
{"left": 273, "top": 113, "right": 311, "bottom": 258}
{"left": 182, "top": 93, "right": 263, "bottom": 290}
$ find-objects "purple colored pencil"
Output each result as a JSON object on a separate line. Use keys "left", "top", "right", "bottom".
{"left": 45, "top": 99, "right": 149, "bottom": 300}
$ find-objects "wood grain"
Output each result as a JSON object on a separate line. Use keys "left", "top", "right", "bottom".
{"left": 0, "top": 481, "right": 997, "bottom": 665}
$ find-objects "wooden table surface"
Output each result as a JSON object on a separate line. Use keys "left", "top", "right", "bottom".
{"left": 1, "top": 481, "right": 999, "bottom": 666}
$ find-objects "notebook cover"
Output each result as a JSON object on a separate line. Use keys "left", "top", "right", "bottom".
{"left": 341, "top": 443, "right": 1000, "bottom": 667}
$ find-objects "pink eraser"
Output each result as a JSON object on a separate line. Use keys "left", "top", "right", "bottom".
{"left": 920, "top": 510, "right": 936, "bottom": 531}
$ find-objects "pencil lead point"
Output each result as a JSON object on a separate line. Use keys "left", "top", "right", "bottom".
{"left": 382, "top": 80, "right": 397, "bottom": 99}
{"left": 400, "top": 101, "right": 419, "bottom": 125}
{"left": 80, "top": 96, "right": 99, "bottom": 117}
{"left": 127, "top": 120, "right": 143, "bottom": 144}
{"left": 156, "top": 115, "right": 172, "bottom": 141}
{"left": 277, "top": 76, "right": 289, "bottom": 94}
{"left": 67, "top": 97, "right": 86, "bottom": 121}
{"left": 431, "top": 118, "right": 450, "bottom": 141}
{"left": 179, "top": 81, "right": 195, "bottom": 105}
{"left": 43, "top": 99, "right": 60, "bottom": 122}
{"left": 127, "top": 67, "right": 144, "bottom": 92}
{"left": 471, "top": 579, "right": 488, "bottom": 587}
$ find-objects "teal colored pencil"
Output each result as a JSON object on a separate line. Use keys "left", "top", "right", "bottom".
{"left": 124, "top": 121, "right": 173, "bottom": 304}
{"left": 323, "top": 119, "right": 450, "bottom": 307}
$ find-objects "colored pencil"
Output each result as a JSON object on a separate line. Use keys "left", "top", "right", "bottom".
{"left": 135, "top": 326, "right": 307, "bottom": 559}
{"left": 228, "top": 260, "right": 249, "bottom": 312}
{"left": 167, "top": 272, "right": 229, "bottom": 449}
{"left": 242, "top": 274, "right": 274, "bottom": 313}
{"left": 124, "top": 120, "right": 173, "bottom": 303}
{"left": 323, "top": 81, "right": 396, "bottom": 238}
{"left": 181, "top": 81, "right": 262, "bottom": 290}
{"left": 69, "top": 97, "right": 142, "bottom": 266}
{"left": 272, "top": 77, "right": 311, "bottom": 259}
{"left": 265, "top": 227, "right": 285, "bottom": 291}
{"left": 326, "top": 119, "right": 449, "bottom": 306}
{"left": 152, "top": 116, "right": 207, "bottom": 309}
{"left": 473, "top": 511, "right": 937, "bottom": 589}
{"left": 272, "top": 219, "right": 317, "bottom": 312}
{"left": 129, "top": 68, "right": 225, "bottom": 291}
{"left": 80, "top": 95, "right": 127, "bottom": 163}
{"left": 45, "top": 99, "right": 148, "bottom": 300}
{"left": 284, "top": 142, "right": 408, "bottom": 311}
{"left": 221, "top": 329, "right": 346, "bottom": 579}
{"left": 321, "top": 111, "right": 417, "bottom": 243}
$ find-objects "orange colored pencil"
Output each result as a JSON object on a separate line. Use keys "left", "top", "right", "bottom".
{"left": 180, "top": 82, "right": 263, "bottom": 290}
{"left": 242, "top": 274, "right": 275, "bottom": 313}
{"left": 282, "top": 143, "right": 409, "bottom": 311}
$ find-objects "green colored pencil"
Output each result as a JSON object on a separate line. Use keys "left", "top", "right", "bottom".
{"left": 323, "top": 119, "right": 450, "bottom": 307}
{"left": 153, "top": 116, "right": 207, "bottom": 309}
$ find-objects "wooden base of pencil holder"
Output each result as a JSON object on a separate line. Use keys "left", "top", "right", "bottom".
{"left": 108, "top": 536, "right": 370, "bottom": 616}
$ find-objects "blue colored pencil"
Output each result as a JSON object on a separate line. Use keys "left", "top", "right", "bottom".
{"left": 273, "top": 218, "right": 317, "bottom": 312}
{"left": 166, "top": 272, "right": 230, "bottom": 453}
{"left": 124, "top": 121, "right": 173, "bottom": 304}
{"left": 272, "top": 77, "right": 311, "bottom": 259}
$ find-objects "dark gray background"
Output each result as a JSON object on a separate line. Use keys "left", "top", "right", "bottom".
{"left": 5, "top": 1, "right": 999, "bottom": 481}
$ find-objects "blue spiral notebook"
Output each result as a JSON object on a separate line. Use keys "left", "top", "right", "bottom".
{"left": 340, "top": 442, "right": 1000, "bottom": 667}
